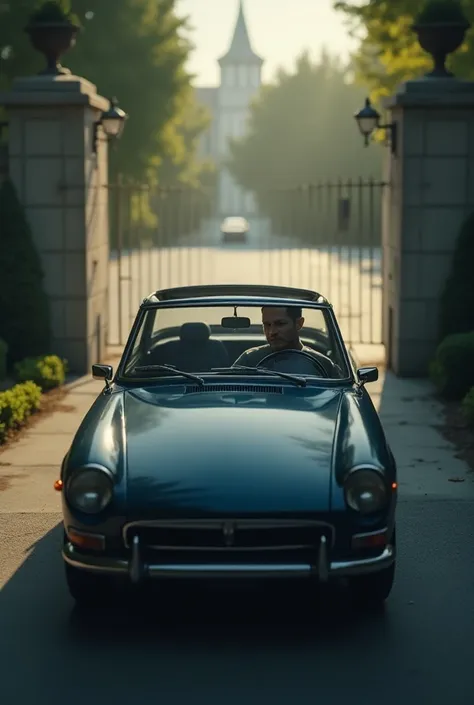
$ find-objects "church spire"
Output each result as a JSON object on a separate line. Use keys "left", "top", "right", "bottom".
{"left": 218, "top": 0, "right": 263, "bottom": 66}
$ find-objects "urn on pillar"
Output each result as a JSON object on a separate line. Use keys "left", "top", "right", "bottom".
{"left": 412, "top": 0, "right": 471, "bottom": 77}
{"left": 25, "top": 1, "right": 81, "bottom": 76}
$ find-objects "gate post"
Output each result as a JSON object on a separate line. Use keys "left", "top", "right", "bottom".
{"left": 0, "top": 74, "right": 110, "bottom": 374}
{"left": 381, "top": 78, "right": 474, "bottom": 376}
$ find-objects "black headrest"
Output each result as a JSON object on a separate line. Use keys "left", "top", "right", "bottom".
{"left": 179, "top": 322, "right": 211, "bottom": 343}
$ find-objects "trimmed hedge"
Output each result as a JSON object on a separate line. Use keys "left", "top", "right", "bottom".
{"left": 429, "top": 331, "right": 474, "bottom": 400}
{"left": 438, "top": 211, "right": 474, "bottom": 341}
{"left": 0, "top": 338, "right": 7, "bottom": 381}
{"left": 462, "top": 387, "right": 474, "bottom": 428}
{"left": 0, "top": 381, "right": 42, "bottom": 443}
{"left": 0, "top": 354, "right": 68, "bottom": 445}
{"left": 14, "top": 355, "right": 67, "bottom": 391}
{"left": 0, "top": 178, "right": 51, "bottom": 367}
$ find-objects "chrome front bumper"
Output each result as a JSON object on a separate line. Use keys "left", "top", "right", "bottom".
{"left": 62, "top": 536, "right": 395, "bottom": 583}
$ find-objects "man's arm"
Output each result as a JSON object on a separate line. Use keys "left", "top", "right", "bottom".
{"left": 304, "top": 347, "right": 343, "bottom": 377}
{"left": 232, "top": 345, "right": 269, "bottom": 367}
{"left": 232, "top": 346, "right": 264, "bottom": 367}
{"left": 232, "top": 350, "right": 250, "bottom": 367}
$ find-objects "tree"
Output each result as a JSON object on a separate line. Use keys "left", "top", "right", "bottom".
{"left": 108, "top": 91, "right": 218, "bottom": 250}
{"left": 334, "top": 0, "right": 474, "bottom": 105}
{"left": 1, "top": 1, "right": 216, "bottom": 247}
{"left": 228, "top": 51, "right": 381, "bottom": 191}
{"left": 0, "top": 179, "right": 51, "bottom": 365}
{"left": 227, "top": 51, "right": 382, "bottom": 244}
{"left": 157, "top": 91, "right": 214, "bottom": 188}
{"left": 0, "top": 2, "right": 45, "bottom": 87}
{"left": 0, "top": 1, "right": 208, "bottom": 185}
{"left": 147, "top": 93, "right": 218, "bottom": 242}
{"left": 67, "top": 0, "right": 194, "bottom": 184}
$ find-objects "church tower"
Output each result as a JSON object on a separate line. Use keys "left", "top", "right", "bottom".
{"left": 217, "top": 0, "right": 263, "bottom": 218}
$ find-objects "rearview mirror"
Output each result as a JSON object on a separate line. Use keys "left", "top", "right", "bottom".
{"left": 221, "top": 316, "right": 251, "bottom": 329}
{"left": 357, "top": 366, "right": 378, "bottom": 386}
{"left": 92, "top": 364, "right": 113, "bottom": 381}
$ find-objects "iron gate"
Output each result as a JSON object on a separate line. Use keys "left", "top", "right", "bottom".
{"left": 107, "top": 178, "right": 387, "bottom": 348}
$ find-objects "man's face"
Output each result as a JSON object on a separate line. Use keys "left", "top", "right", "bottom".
{"left": 262, "top": 307, "right": 304, "bottom": 351}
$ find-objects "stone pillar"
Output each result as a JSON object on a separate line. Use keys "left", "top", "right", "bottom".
{"left": 382, "top": 78, "right": 474, "bottom": 376}
{"left": 0, "top": 74, "right": 110, "bottom": 374}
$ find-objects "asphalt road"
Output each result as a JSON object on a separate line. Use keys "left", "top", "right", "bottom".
{"left": 1, "top": 497, "right": 473, "bottom": 704}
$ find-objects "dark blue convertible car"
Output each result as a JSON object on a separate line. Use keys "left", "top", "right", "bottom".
{"left": 58, "top": 284, "right": 397, "bottom": 608}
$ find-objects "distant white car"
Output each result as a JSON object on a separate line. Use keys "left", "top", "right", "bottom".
{"left": 221, "top": 216, "right": 249, "bottom": 243}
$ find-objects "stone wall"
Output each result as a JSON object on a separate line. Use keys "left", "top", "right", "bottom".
{"left": 0, "top": 75, "right": 110, "bottom": 373}
{"left": 382, "top": 78, "right": 474, "bottom": 376}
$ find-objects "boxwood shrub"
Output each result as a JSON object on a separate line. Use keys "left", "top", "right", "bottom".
{"left": 462, "top": 387, "right": 474, "bottom": 427}
{"left": 0, "top": 338, "right": 7, "bottom": 381}
{"left": 14, "top": 355, "right": 67, "bottom": 391}
{"left": 429, "top": 331, "right": 474, "bottom": 399}
{"left": 438, "top": 210, "right": 474, "bottom": 341}
{"left": 0, "top": 178, "right": 51, "bottom": 367}
{"left": 0, "top": 381, "right": 42, "bottom": 443}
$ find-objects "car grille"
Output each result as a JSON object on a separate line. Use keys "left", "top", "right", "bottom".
{"left": 123, "top": 520, "right": 334, "bottom": 565}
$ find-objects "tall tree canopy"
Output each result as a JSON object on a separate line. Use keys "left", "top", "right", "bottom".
{"left": 157, "top": 91, "right": 216, "bottom": 188}
{"left": 0, "top": 0, "right": 212, "bottom": 187}
{"left": 227, "top": 51, "right": 382, "bottom": 246}
{"left": 227, "top": 50, "right": 381, "bottom": 197}
{"left": 334, "top": 0, "right": 474, "bottom": 105}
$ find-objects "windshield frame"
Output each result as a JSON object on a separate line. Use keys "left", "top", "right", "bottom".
{"left": 114, "top": 297, "right": 356, "bottom": 387}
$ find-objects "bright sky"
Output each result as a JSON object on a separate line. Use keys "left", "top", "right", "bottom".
{"left": 175, "top": 0, "right": 357, "bottom": 86}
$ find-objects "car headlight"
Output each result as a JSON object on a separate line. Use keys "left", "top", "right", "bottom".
{"left": 344, "top": 468, "right": 388, "bottom": 514}
{"left": 66, "top": 466, "right": 113, "bottom": 514}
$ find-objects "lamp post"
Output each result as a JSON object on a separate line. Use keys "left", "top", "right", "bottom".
{"left": 93, "top": 97, "right": 128, "bottom": 154}
{"left": 354, "top": 97, "right": 398, "bottom": 155}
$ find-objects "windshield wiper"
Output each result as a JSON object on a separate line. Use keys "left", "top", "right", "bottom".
{"left": 132, "top": 365, "right": 204, "bottom": 386}
{"left": 212, "top": 365, "right": 307, "bottom": 387}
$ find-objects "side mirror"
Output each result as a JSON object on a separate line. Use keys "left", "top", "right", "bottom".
{"left": 357, "top": 366, "right": 378, "bottom": 386}
{"left": 92, "top": 364, "right": 113, "bottom": 381}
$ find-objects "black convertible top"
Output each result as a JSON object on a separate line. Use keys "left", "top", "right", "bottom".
{"left": 150, "top": 284, "right": 328, "bottom": 304}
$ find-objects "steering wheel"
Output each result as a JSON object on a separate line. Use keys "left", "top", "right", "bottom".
{"left": 256, "top": 349, "right": 331, "bottom": 378}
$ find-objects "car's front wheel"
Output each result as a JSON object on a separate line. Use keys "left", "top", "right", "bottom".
{"left": 349, "top": 561, "right": 395, "bottom": 608}
{"left": 65, "top": 562, "right": 114, "bottom": 608}
{"left": 349, "top": 527, "right": 396, "bottom": 608}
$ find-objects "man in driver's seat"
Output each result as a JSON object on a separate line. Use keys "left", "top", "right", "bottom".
{"left": 233, "top": 306, "right": 332, "bottom": 370}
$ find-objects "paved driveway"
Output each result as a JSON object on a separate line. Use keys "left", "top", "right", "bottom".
{"left": 107, "top": 243, "right": 382, "bottom": 347}
{"left": 1, "top": 371, "right": 473, "bottom": 705}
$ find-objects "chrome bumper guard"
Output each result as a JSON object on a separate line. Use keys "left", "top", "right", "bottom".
{"left": 63, "top": 533, "right": 395, "bottom": 583}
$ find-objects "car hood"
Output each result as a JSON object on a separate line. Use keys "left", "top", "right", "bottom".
{"left": 122, "top": 386, "right": 342, "bottom": 515}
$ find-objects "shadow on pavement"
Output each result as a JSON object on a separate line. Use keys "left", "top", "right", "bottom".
{"left": 67, "top": 583, "right": 390, "bottom": 651}
{"left": 1, "top": 522, "right": 391, "bottom": 651}
{"left": 1, "top": 522, "right": 403, "bottom": 705}
{"left": 4, "top": 499, "right": 474, "bottom": 704}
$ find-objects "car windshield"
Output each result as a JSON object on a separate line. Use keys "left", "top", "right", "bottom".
{"left": 121, "top": 304, "right": 350, "bottom": 381}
